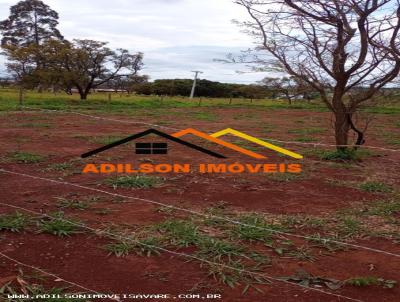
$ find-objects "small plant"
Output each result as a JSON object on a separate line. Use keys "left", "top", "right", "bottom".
{"left": 46, "top": 162, "right": 73, "bottom": 172}
{"left": 306, "top": 234, "right": 345, "bottom": 252}
{"left": 346, "top": 276, "right": 377, "bottom": 287}
{"left": 106, "top": 241, "right": 134, "bottom": 257}
{"left": 288, "top": 127, "right": 325, "bottom": 135}
{"left": 359, "top": 181, "right": 393, "bottom": 193}
{"left": 0, "top": 212, "right": 30, "bottom": 232}
{"left": 91, "top": 135, "right": 126, "bottom": 145}
{"left": 8, "top": 151, "right": 44, "bottom": 163}
{"left": 365, "top": 199, "right": 400, "bottom": 217}
{"left": 196, "top": 238, "right": 246, "bottom": 262}
{"left": 105, "top": 175, "right": 164, "bottom": 189}
{"left": 266, "top": 172, "right": 304, "bottom": 182}
{"left": 106, "top": 237, "right": 161, "bottom": 257}
{"left": 38, "top": 212, "right": 81, "bottom": 237}
{"left": 344, "top": 276, "right": 397, "bottom": 288}
{"left": 322, "top": 149, "right": 358, "bottom": 161}
{"left": 191, "top": 112, "right": 217, "bottom": 121}
{"left": 56, "top": 198, "right": 91, "bottom": 210}
{"left": 337, "top": 216, "right": 363, "bottom": 237}
{"left": 231, "top": 214, "right": 281, "bottom": 244}
{"left": 156, "top": 219, "right": 201, "bottom": 247}
{"left": 204, "top": 260, "right": 269, "bottom": 292}
{"left": 18, "top": 123, "right": 51, "bottom": 128}
{"left": 287, "top": 246, "right": 315, "bottom": 262}
{"left": 295, "top": 136, "right": 317, "bottom": 142}
{"left": 135, "top": 237, "right": 162, "bottom": 257}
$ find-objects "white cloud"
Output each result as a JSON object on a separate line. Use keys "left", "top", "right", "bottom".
{"left": 0, "top": 0, "right": 268, "bottom": 82}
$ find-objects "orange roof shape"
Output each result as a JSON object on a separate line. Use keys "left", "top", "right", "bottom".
{"left": 171, "top": 128, "right": 266, "bottom": 159}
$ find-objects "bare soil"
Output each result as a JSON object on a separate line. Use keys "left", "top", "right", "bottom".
{"left": 0, "top": 107, "right": 399, "bottom": 302}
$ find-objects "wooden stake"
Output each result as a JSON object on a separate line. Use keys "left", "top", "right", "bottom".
{"left": 18, "top": 87, "right": 24, "bottom": 110}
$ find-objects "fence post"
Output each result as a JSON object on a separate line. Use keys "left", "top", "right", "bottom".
{"left": 18, "top": 87, "right": 24, "bottom": 110}
{"left": 229, "top": 97, "right": 232, "bottom": 105}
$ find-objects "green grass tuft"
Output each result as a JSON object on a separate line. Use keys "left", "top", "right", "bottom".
{"left": 359, "top": 181, "right": 393, "bottom": 193}
{"left": 364, "top": 199, "right": 400, "bottom": 217}
{"left": 231, "top": 214, "right": 282, "bottom": 244}
{"left": 105, "top": 237, "right": 162, "bottom": 257}
{"left": 8, "top": 151, "right": 44, "bottom": 163}
{"left": 0, "top": 212, "right": 30, "bottom": 232}
{"left": 156, "top": 219, "right": 201, "bottom": 247}
{"left": 104, "top": 175, "right": 164, "bottom": 189}
{"left": 38, "top": 212, "right": 82, "bottom": 237}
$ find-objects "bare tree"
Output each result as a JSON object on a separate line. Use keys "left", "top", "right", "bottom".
{"left": 235, "top": 0, "right": 400, "bottom": 150}
{"left": 261, "top": 76, "right": 313, "bottom": 104}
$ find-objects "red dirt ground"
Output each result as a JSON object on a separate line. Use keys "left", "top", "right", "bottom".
{"left": 0, "top": 108, "right": 399, "bottom": 302}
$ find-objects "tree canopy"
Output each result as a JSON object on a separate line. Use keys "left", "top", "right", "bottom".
{"left": 0, "top": 0, "right": 63, "bottom": 47}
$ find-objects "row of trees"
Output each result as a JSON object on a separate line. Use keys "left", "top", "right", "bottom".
{"left": 128, "top": 78, "right": 315, "bottom": 100}
{"left": 0, "top": 0, "right": 144, "bottom": 99}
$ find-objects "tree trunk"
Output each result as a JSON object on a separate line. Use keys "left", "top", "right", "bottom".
{"left": 334, "top": 110, "right": 350, "bottom": 151}
{"left": 80, "top": 93, "right": 88, "bottom": 100}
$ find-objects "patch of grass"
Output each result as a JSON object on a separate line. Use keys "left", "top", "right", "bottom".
{"left": 384, "top": 136, "right": 400, "bottom": 146}
{"left": 105, "top": 237, "right": 162, "bottom": 257}
{"left": 365, "top": 199, "right": 400, "bottom": 217}
{"left": 321, "top": 149, "right": 359, "bottom": 161}
{"left": 104, "top": 175, "right": 164, "bottom": 189}
{"left": 359, "top": 181, "right": 393, "bottom": 193}
{"left": 17, "top": 123, "right": 51, "bottom": 128}
{"left": 56, "top": 198, "right": 91, "bottom": 210}
{"left": 156, "top": 219, "right": 201, "bottom": 247}
{"left": 295, "top": 136, "right": 318, "bottom": 142}
{"left": 204, "top": 260, "right": 270, "bottom": 292}
{"left": 7, "top": 151, "right": 44, "bottom": 163}
{"left": 46, "top": 162, "right": 73, "bottom": 172}
{"left": 266, "top": 172, "right": 304, "bottom": 182}
{"left": 196, "top": 238, "right": 246, "bottom": 262}
{"left": 191, "top": 112, "right": 217, "bottom": 121}
{"left": 90, "top": 135, "right": 127, "bottom": 145}
{"left": 105, "top": 241, "right": 134, "bottom": 257}
{"left": 231, "top": 214, "right": 282, "bottom": 244}
{"left": 337, "top": 216, "right": 363, "bottom": 237}
{"left": 287, "top": 246, "right": 315, "bottom": 262}
{"left": 304, "top": 148, "right": 373, "bottom": 161}
{"left": 38, "top": 212, "right": 81, "bottom": 237}
{"left": 344, "top": 276, "right": 397, "bottom": 288}
{"left": 306, "top": 234, "right": 346, "bottom": 252}
{"left": 0, "top": 212, "right": 30, "bottom": 232}
{"left": 288, "top": 127, "right": 325, "bottom": 135}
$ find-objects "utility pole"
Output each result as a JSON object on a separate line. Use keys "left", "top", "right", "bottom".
{"left": 190, "top": 70, "right": 203, "bottom": 99}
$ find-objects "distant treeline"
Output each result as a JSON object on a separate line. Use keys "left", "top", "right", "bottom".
{"left": 132, "top": 79, "right": 270, "bottom": 99}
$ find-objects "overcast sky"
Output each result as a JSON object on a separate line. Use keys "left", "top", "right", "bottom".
{"left": 0, "top": 0, "right": 270, "bottom": 83}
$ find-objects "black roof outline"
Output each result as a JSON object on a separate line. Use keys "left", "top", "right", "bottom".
{"left": 81, "top": 128, "right": 226, "bottom": 159}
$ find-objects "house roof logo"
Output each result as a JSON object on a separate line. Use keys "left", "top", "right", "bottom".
{"left": 81, "top": 128, "right": 303, "bottom": 159}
